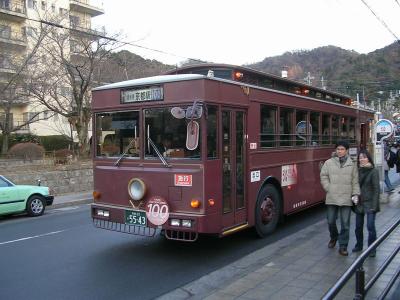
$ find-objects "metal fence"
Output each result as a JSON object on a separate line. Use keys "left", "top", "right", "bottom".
{"left": 322, "top": 216, "right": 400, "bottom": 299}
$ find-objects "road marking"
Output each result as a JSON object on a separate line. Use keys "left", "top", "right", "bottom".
{"left": 0, "top": 230, "right": 66, "bottom": 246}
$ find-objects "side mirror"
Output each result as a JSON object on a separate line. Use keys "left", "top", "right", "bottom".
{"left": 171, "top": 107, "right": 185, "bottom": 119}
{"left": 186, "top": 104, "right": 202, "bottom": 119}
{"left": 186, "top": 121, "right": 199, "bottom": 150}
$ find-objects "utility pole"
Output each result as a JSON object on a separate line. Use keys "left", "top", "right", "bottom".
{"left": 304, "top": 72, "right": 315, "bottom": 85}
{"left": 320, "top": 76, "right": 327, "bottom": 90}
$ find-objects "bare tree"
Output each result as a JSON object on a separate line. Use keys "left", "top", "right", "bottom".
{"left": 27, "top": 18, "right": 122, "bottom": 156}
{"left": 0, "top": 21, "right": 48, "bottom": 155}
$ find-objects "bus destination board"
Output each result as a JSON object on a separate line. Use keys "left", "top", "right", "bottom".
{"left": 121, "top": 86, "right": 164, "bottom": 103}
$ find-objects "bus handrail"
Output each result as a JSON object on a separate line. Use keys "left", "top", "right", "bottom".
{"left": 322, "top": 216, "right": 400, "bottom": 300}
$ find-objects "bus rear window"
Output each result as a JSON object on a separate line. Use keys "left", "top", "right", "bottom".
{"left": 95, "top": 111, "right": 140, "bottom": 158}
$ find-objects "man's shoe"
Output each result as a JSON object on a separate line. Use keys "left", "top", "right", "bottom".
{"left": 328, "top": 239, "right": 337, "bottom": 248}
{"left": 338, "top": 248, "right": 348, "bottom": 256}
{"left": 352, "top": 246, "right": 362, "bottom": 253}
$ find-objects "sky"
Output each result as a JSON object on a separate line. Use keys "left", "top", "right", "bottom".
{"left": 91, "top": 0, "right": 400, "bottom": 66}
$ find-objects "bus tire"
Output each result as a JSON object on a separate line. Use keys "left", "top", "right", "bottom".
{"left": 254, "top": 184, "right": 281, "bottom": 237}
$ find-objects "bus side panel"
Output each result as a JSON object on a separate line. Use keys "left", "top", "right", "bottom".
{"left": 202, "top": 159, "right": 223, "bottom": 233}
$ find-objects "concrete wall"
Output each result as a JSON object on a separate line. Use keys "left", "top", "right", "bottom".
{"left": 1, "top": 160, "right": 93, "bottom": 195}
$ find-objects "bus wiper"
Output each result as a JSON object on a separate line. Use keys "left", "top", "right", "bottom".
{"left": 147, "top": 137, "right": 170, "bottom": 168}
{"left": 114, "top": 138, "right": 137, "bottom": 167}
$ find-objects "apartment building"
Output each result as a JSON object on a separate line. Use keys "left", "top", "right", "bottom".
{"left": 0, "top": 0, "right": 103, "bottom": 137}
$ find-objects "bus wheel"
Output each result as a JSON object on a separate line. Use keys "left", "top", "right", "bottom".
{"left": 255, "top": 184, "right": 281, "bottom": 237}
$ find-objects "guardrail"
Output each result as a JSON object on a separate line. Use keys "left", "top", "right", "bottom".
{"left": 322, "top": 216, "right": 400, "bottom": 299}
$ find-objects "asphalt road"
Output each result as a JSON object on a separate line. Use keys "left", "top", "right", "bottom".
{"left": 0, "top": 202, "right": 328, "bottom": 300}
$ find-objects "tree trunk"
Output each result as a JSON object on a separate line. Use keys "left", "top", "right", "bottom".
{"left": 75, "top": 120, "right": 89, "bottom": 157}
{"left": 1, "top": 132, "right": 9, "bottom": 155}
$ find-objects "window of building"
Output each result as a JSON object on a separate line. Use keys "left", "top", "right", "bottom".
{"left": 260, "top": 105, "right": 276, "bottom": 148}
{"left": 279, "top": 108, "right": 293, "bottom": 147}
{"left": 341, "top": 116, "right": 348, "bottom": 140}
{"left": 23, "top": 112, "right": 39, "bottom": 123}
{"left": 51, "top": 3, "right": 55, "bottom": 12}
{"left": 310, "top": 112, "right": 320, "bottom": 145}
{"left": 59, "top": 7, "right": 67, "bottom": 16}
{"left": 27, "top": 0, "right": 33, "bottom": 8}
{"left": 41, "top": 1, "right": 45, "bottom": 10}
{"left": 207, "top": 105, "right": 218, "bottom": 159}
{"left": 349, "top": 118, "right": 356, "bottom": 143}
{"left": 26, "top": 27, "right": 37, "bottom": 37}
{"left": 331, "top": 115, "right": 340, "bottom": 144}
{"left": 0, "top": 25, "right": 11, "bottom": 39}
{"left": 70, "top": 15, "right": 80, "bottom": 28}
{"left": 43, "top": 110, "right": 50, "bottom": 119}
{"left": 295, "top": 110, "right": 308, "bottom": 146}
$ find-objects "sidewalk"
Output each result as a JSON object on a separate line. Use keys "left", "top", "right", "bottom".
{"left": 50, "top": 191, "right": 93, "bottom": 209}
{"left": 158, "top": 191, "right": 400, "bottom": 299}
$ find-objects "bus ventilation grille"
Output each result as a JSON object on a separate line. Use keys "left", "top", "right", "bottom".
{"left": 165, "top": 229, "right": 198, "bottom": 242}
{"left": 92, "top": 218, "right": 156, "bottom": 237}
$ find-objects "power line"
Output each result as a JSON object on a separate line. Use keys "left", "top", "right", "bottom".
{"left": 27, "top": 17, "right": 206, "bottom": 64}
{"left": 360, "top": 0, "right": 400, "bottom": 43}
{"left": 395, "top": 0, "right": 400, "bottom": 8}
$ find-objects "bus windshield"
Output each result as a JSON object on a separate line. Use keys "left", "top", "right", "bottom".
{"left": 144, "top": 107, "right": 201, "bottom": 160}
{"left": 95, "top": 111, "right": 140, "bottom": 158}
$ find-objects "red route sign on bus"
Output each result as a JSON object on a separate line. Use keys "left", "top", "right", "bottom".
{"left": 174, "top": 174, "right": 192, "bottom": 186}
{"left": 145, "top": 196, "right": 169, "bottom": 226}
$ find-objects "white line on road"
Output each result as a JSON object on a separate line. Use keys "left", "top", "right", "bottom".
{"left": 0, "top": 230, "right": 66, "bottom": 246}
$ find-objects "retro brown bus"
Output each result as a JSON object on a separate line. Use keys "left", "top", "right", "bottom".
{"left": 91, "top": 63, "right": 374, "bottom": 241}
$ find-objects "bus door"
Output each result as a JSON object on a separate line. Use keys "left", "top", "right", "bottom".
{"left": 221, "top": 109, "right": 247, "bottom": 229}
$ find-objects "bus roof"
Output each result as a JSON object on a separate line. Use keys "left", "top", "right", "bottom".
{"left": 93, "top": 74, "right": 206, "bottom": 91}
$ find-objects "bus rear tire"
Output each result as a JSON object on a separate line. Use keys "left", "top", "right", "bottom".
{"left": 255, "top": 184, "right": 281, "bottom": 237}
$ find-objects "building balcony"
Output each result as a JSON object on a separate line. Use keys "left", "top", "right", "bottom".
{"left": 69, "top": 0, "right": 104, "bottom": 17}
{"left": 0, "top": 1, "right": 26, "bottom": 22}
{"left": 0, "top": 29, "right": 27, "bottom": 47}
{"left": 70, "top": 21, "right": 105, "bottom": 37}
{"left": 0, "top": 64, "right": 17, "bottom": 75}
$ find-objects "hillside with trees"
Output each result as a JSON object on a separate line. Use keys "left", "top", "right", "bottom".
{"left": 99, "top": 43, "right": 400, "bottom": 110}
{"left": 246, "top": 43, "right": 400, "bottom": 106}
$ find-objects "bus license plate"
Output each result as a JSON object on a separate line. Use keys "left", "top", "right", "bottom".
{"left": 125, "top": 210, "right": 147, "bottom": 226}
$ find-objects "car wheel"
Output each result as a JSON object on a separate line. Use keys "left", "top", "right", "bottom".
{"left": 255, "top": 184, "right": 281, "bottom": 237}
{"left": 27, "top": 195, "right": 45, "bottom": 217}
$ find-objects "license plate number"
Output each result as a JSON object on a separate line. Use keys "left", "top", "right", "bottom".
{"left": 125, "top": 210, "right": 147, "bottom": 226}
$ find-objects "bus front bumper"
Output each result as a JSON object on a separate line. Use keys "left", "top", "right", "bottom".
{"left": 91, "top": 203, "right": 213, "bottom": 241}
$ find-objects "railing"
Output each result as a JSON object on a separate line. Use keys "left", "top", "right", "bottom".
{"left": 0, "top": 29, "right": 27, "bottom": 43}
{"left": 0, "top": 1, "right": 26, "bottom": 14}
{"left": 69, "top": 21, "right": 105, "bottom": 36}
{"left": 322, "top": 216, "right": 400, "bottom": 300}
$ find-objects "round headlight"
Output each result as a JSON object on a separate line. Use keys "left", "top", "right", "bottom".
{"left": 128, "top": 178, "right": 146, "bottom": 201}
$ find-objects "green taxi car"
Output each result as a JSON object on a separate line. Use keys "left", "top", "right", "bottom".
{"left": 0, "top": 175, "right": 54, "bottom": 217}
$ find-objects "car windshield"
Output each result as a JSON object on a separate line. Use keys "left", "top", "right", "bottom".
{"left": 144, "top": 107, "right": 201, "bottom": 160}
{"left": 0, "top": 176, "right": 14, "bottom": 187}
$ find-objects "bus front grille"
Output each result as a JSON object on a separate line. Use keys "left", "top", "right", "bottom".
{"left": 165, "top": 229, "right": 198, "bottom": 242}
{"left": 93, "top": 218, "right": 156, "bottom": 237}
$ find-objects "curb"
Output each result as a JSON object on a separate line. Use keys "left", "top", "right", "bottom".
{"left": 49, "top": 198, "right": 93, "bottom": 210}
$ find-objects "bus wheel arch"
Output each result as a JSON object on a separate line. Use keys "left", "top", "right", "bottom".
{"left": 254, "top": 177, "right": 283, "bottom": 238}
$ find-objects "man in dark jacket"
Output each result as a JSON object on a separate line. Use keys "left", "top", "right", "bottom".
{"left": 320, "top": 140, "right": 360, "bottom": 256}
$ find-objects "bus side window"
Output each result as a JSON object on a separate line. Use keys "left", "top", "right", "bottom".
{"left": 260, "top": 105, "right": 276, "bottom": 148}
{"left": 207, "top": 105, "right": 218, "bottom": 159}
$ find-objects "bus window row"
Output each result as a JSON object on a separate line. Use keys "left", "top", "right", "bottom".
{"left": 260, "top": 105, "right": 356, "bottom": 148}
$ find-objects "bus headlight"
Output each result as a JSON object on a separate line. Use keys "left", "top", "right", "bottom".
{"left": 128, "top": 178, "right": 146, "bottom": 201}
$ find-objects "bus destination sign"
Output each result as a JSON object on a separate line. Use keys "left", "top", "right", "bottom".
{"left": 121, "top": 86, "right": 164, "bottom": 103}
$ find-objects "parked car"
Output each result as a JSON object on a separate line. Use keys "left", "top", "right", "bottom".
{"left": 0, "top": 175, "right": 53, "bottom": 217}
